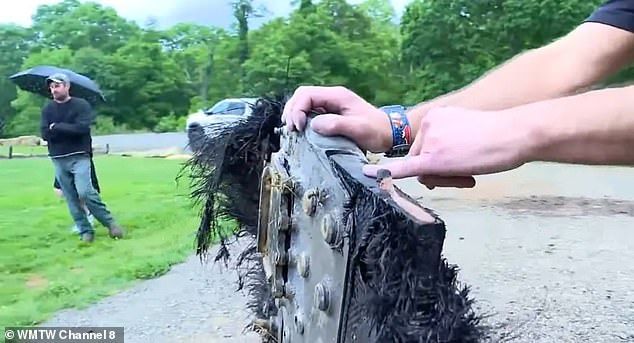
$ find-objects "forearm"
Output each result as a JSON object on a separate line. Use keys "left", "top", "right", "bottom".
{"left": 517, "top": 86, "right": 634, "bottom": 166}
{"left": 52, "top": 122, "right": 90, "bottom": 135}
{"left": 407, "top": 22, "right": 634, "bottom": 139}
{"left": 407, "top": 45, "right": 600, "bottom": 134}
{"left": 50, "top": 99, "right": 94, "bottom": 136}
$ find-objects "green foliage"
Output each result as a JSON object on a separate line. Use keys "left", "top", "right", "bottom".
{"left": 30, "top": 0, "right": 140, "bottom": 53}
{"left": 399, "top": 0, "right": 608, "bottom": 102}
{"left": 5, "top": 92, "right": 47, "bottom": 137}
{"left": 92, "top": 116, "right": 134, "bottom": 136}
{"left": 0, "top": 0, "right": 629, "bottom": 138}
{"left": 153, "top": 114, "right": 187, "bottom": 133}
{"left": 0, "top": 24, "right": 35, "bottom": 133}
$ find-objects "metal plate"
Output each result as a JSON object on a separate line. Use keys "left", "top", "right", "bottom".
{"left": 260, "top": 123, "right": 447, "bottom": 343}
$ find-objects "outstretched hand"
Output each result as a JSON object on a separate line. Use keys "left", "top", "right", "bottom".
{"left": 362, "top": 106, "right": 532, "bottom": 189}
{"left": 282, "top": 86, "right": 394, "bottom": 153}
{"left": 283, "top": 86, "right": 533, "bottom": 190}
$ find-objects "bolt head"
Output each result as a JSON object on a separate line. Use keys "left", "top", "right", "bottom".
{"left": 302, "top": 197, "right": 315, "bottom": 215}
{"left": 297, "top": 254, "right": 310, "bottom": 278}
{"left": 314, "top": 282, "right": 330, "bottom": 312}
{"left": 321, "top": 214, "right": 337, "bottom": 244}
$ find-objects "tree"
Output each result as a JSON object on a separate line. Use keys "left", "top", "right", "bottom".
{"left": 97, "top": 37, "right": 192, "bottom": 129}
{"left": 399, "top": 0, "right": 605, "bottom": 103}
{"left": 0, "top": 25, "right": 35, "bottom": 137}
{"left": 30, "top": 0, "right": 140, "bottom": 54}
{"left": 160, "top": 24, "right": 229, "bottom": 103}
{"left": 243, "top": 0, "right": 404, "bottom": 103}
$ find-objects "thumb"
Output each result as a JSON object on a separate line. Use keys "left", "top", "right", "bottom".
{"left": 362, "top": 157, "right": 426, "bottom": 179}
{"left": 310, "top": 114, "right": 362, "bottom": 138}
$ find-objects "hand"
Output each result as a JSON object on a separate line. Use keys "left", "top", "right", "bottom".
{"left": 362, "top": 106, "right": 533, "bottom": 189}
{"left": 282, "top": 86, "right": 393, "bottom": 153}
{"left": 49, "top": 123, "right": 55, "bottom": 130}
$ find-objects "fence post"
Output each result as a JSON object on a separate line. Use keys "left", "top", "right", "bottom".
{"left": 8, "top": 145, "right": 12, "bottom": 159}
{"left": 106, "top": 143, "right": 109, "bottom": 155}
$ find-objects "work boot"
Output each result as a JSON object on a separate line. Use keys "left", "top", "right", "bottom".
{"left": 108, "top": 224, "right": 124, "bottom": 239}
{"left": 80, "top": 232, "right": 95, "bottom": 242}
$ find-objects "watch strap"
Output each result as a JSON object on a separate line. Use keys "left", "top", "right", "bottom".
{"left": 380, "top": 105, "right": 412, "bottom": 157}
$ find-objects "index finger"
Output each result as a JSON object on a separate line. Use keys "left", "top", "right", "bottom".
{"left": 362, "top": 157, "right": 428, "bottom": 179}
{"left": 284, "top": 86, "right": 345, "bottom": 131}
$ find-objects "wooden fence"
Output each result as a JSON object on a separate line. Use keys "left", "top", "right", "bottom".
{"left": 0, "top": 144, "right": 110, "bottom": 159}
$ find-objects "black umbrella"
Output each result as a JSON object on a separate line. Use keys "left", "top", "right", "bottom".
{"left": 8, "top": 65, "right": 106, "bottom": 106}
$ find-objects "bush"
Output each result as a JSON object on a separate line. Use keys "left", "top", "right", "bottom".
{"left": 153, "top": 114, "right": 186, "bottom": 133}
{"left": 92, "top": 116, "right": 134, "bottom": 135}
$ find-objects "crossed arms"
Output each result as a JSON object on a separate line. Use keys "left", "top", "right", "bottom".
{"left": 40, "top": 99, "right": 93, "bottom": 141}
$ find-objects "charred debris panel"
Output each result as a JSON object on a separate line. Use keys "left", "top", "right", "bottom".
{"left": 181, "top": 96, "right": 489, "bottom": 343}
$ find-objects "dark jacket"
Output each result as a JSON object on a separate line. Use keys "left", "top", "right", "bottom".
{"left": 40, "top": 97, "right": 94, "bottom": 158}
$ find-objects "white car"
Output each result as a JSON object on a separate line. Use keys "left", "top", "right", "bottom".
{"left": 186, "top": 97, "right": 257, "bottom": 132}
{"left": 186, "top": 97, "right": 257, "bottom": 150}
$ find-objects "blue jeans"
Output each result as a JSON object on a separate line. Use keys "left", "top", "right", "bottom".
{"left": 52, "top": 154, "right": 115, "bottom": 234}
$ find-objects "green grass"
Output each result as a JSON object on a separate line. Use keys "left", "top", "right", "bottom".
{"left": 0, "top": 145, "right": 48, "bottom": 158}
{"left": 0, "top": 155, "right": 225, "bottom": 328}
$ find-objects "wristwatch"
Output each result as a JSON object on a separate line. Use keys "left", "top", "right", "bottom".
{"left": 380, "top": 105, "right": 412, "bottom": 158}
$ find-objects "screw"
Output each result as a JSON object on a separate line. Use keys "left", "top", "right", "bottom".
{"left": 302, "top": 189, "right": 319, "bottom": 216}
{"left": 314, "top": 281, "right": 330, "bottom": 312}
{"left": 321, "top": 214, "right": 337, "bottom": 244}
{"left": 296, "top": 254, "right": 310, "bottom": 278}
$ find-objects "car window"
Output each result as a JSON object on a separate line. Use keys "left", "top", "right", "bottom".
{"left": 223, "top": 102, "right": 245, "bottom": 115}
{"left": 206, "top": 101, "right": 246, "bottom": 115}
{"left": 206, "top": 101, "right": 228, "bottom": 114}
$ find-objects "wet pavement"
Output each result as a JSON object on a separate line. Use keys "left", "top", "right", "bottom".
{"left": 391, "top": 161, "right": 634, "bottom": 342}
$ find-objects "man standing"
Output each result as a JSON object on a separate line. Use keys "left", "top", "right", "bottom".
{"left": 40, "top": 72, "right": 124, "bottom": 242}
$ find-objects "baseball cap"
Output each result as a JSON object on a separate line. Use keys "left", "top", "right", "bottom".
{"left": 46, "top": 72, "right": 70, "bottom": 84}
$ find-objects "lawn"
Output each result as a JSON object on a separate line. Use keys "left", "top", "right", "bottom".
{"left": 0, "top": 155, "right": 219, "bottom": 328}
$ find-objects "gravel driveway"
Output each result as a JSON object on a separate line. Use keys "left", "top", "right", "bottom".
{"left": 41, "top": 241, "right": 261, "bottom": 343}
{"left": 395, "top": 161, "right": 634, "bottom": 343}
{"left": 40, "top": 156, "right": 634, "bottom": 343}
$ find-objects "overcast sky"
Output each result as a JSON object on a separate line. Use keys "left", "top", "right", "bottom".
{"left": 0, "top": 0, "right": 411, "bottom": 30}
